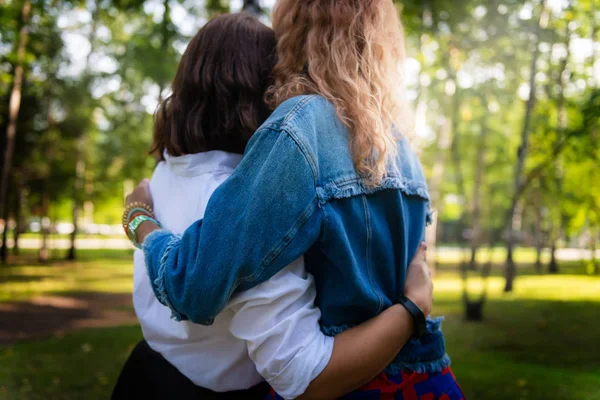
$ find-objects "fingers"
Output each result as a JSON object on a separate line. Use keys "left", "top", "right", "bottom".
{"left": 125, "top": 178, "right": 151, "bottom": 205}
{"left": 411, "top": 241, "right": 428, "bottom": 266}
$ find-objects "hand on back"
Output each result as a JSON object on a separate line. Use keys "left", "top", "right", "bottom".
{"left": 126, "top": 179, "right": 153, "bottom": 209}
{"left": 404, "top": 242, "right": 433, "bottom": 316}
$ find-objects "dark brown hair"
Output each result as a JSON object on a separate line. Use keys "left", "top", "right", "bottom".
{"left": 152, "top": 13, "right": 277, "bottom": 158}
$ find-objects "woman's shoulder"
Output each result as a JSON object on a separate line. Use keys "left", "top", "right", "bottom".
{"left": 262, "top": 95, "right": 338, "bottom": 133}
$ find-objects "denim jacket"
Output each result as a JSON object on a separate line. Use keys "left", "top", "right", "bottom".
{"left": 143, "top": 95, "right": 450, "bottom": 374}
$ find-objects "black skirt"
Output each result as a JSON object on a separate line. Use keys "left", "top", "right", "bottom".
{"left": 112, "top": 340, "right": 270, "bottom": 400}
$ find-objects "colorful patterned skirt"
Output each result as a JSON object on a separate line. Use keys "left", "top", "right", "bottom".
{"left": 266, "top": 367, "right": 465, "bottom": 400}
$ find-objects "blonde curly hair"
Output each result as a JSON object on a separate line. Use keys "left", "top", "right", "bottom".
{"left": 266, "top": 0, "right": 413, "bottom": 185}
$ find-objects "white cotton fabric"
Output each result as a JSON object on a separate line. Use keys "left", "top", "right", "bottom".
{"left": 133, "top": 150, "right": 333, "bottom": 399}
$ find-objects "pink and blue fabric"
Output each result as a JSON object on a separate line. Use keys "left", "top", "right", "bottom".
{"left": 266, "top": 367, "right": 466, "bottom": 400}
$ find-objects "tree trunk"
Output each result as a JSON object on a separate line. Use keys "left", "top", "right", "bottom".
{"left": 534, "top": 191, "right": 544, "bottom": 273}
{"left": 592, "top": 0, "right": 598, "bottom": 89}
{"left": 504, "top": 197, "right": 518, "bottom": 292}
{"left": 504, "top": 2, "right": 549, "bottom": 292}
{"left": 463, "top": 234, "right": 493, "bottom": 322}
{"left": 534, "top": 232, "right": 544, "bottom": 273}
{"left": 469, "top": 96, "right": 489, "bottom": 270}
{"left": 544, "top": 11, "right": 571, "bottom": 276}
{"left": 12, "top": 184, "right": 23, "bottom": 256}
{"left": 446, "top": 80, "right": 470, "bottom": 270}
{"left": 590, "top": 2, "right": 598, "bottom": 274}
{"left": 68, "top": 4, "right": 99, "bottom": 261}
{"left": 548, "top": 238, "right": 559, "bottom": 274}
{"left": 67, "top": 161, "right": 83, "bottom": 261}
{"left": 590, "top": 227, "right": 598, "bottom": 275}
{"left": 0, "top": 0, "right": 31, "bottom": 240}
{"left": 427, "top": 118, "right": 451, "bottom": 274}
{"left": 157, "top": 0, "right": 170, "bottom": 104}
{"left": 39, "top": 192, "right": 50, "bottom": 263}
{"left": 418, "top": 0, "right": 442, "bottom": 273}
{"left": 590, "top": 2, "right": 598, "bottom": 275}
{"left": 0, "top": 205, "right": 8, "bottom": 263}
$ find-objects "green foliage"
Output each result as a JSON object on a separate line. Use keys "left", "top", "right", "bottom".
{"left": 0, "top": 0, "right": 598, "bottom": 269}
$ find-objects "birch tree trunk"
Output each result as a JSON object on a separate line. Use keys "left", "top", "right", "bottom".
{"left": 504, "top": 1, "right": 549, "bottom": 292}
{"left": 534, "top": 190, "right": 544, "bottom": 273}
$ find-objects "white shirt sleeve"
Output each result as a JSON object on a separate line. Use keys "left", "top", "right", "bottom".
{"left": 228, "top": 257, "right": 334, "bottom": 400}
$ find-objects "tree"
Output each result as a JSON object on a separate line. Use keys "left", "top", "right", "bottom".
{"left": 504, "top": 0, "right": 550, "bottom": 292}
{"left": 0, "top": 0, "right": 31, "bottom": 263}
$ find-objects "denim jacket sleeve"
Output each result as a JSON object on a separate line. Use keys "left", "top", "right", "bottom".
{"left": 142, "top": 127, "right": 323, "bottom": 324}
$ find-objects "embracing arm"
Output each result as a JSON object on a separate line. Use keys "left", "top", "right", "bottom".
{"left": 229, "top": 245, "right": 432, "bottom": 400}
{"left": 301, "top": 243, "right": 432, "bottom": 399}
{"left": 127, "top": 128, "right": 322, "bottom": 324}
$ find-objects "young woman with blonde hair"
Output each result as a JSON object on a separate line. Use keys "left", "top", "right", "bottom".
{"left": 125, "top": 1, "right": 464, "bottom": 398}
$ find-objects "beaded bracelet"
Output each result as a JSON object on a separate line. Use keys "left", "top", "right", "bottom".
{"left": 122, "top": 202, "right": 154, "bottom": 229}
{"left": 122, "top": 202, "right": 154, "bottom": 234}
{"left": 127, "top": 214, "right": 162, "bottom": 249}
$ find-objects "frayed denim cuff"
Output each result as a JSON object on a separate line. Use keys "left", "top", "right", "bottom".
{"left": 142, "top": 229, "right": 184, "bottom": 321}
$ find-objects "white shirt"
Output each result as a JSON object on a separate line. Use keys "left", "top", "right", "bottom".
{"left": 133, "top": 151, "right": 333, "bottom": 399}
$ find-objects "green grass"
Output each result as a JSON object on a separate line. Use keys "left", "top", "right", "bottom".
{"left": 0, "top": 249, "right": 599, "bottom": 399}
{"left": 0, "top": 326, "right": 142, "bottom": 400}
{"left": 0, "top": 250, "right": 134, "bottom": 303}
{"left": 433, "top": 272, "right": 600, "bottom": 400}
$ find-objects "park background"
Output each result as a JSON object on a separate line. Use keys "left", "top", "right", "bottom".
{"left": 0, "top": 0, "right": 599, "bottom": 399}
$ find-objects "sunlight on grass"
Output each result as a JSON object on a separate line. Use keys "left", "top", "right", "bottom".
{"left": 435, "top": 247, "right": 551, "bottom": 264}
{"left": 0, "top": 259, "right": 134, "bottom": 303}
{"left": 1, "top": 250, "right": 599, "bottom": 399}
{"left": 434, "top": 274, "right": 600, "bottom": 302}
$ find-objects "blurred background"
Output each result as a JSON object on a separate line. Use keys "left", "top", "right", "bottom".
{"left": 0, "top": 0, "right": 599, "bottom": 399}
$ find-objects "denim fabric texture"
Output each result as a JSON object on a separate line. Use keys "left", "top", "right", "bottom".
{"left": 143, "top": 95, "right": 449, "bottom": 373}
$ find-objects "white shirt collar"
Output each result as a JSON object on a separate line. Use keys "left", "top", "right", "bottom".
{"left": 163, "top": 151, "right": 243, "bottom": 177}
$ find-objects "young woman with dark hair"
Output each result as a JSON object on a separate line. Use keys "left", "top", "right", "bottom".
{"left": 115, "top": 12, "right": 435, "bottom": 400}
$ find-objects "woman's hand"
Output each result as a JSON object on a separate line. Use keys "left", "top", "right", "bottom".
{"left": 404, "top": 242, "right": 433, "bottom": 316}
{"left": 125, "top": 178, "right": 153, "bottom": 209}
{"left": 125, "top": 179, "right": 159, "bottom": 244}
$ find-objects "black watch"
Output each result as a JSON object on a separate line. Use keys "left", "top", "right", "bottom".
{"left": 398, "top": 296, "right": 427, "bottom": 338}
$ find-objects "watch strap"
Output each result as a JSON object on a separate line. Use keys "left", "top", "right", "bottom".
{"left": 398, "top": 296, "right": 427, "bottom": 338}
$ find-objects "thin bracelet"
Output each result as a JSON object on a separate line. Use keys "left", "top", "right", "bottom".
{"left": 127, "top": 215, "right": 162, "bottom": 249}
{"left": 123, "top": 212, "right": 149, "bottom": 238}
{"left": 122, "top": 202, "right": 153, "bottom": 228}
{"left": 127, "top": 207, "right": 153, "bottom": 222}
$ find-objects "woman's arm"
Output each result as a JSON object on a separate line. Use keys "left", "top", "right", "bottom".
{"left": 301, "top": 242, "right": 432, "bottom": 400}
{"left": 126, "top": 128, "right": 323, "bottom": 324}
{"left": 228, "top": 244, "right": 431, "bottom": 400}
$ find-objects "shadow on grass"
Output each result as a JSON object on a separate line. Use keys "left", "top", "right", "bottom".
{"left": 0, "top": 292, "right": 136, "bottom": 344}
{"left": 438, "top": 298, "right": 600, "bottom": 371}
{"left": 0, "top": 275, "right": 50, "bottom": 284}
